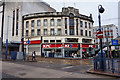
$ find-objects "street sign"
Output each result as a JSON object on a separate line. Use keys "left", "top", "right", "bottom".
{"left": 27, "top": 40, "right": 30, "bottom": 44}
{"left": 70, "top": 44, "right": 72, "bottom": 49}
{"left": 97, "top": 31, "right": 103, "bottom": 38}
{"left": 112, "top": 40, "right": 118, "bottom": 45}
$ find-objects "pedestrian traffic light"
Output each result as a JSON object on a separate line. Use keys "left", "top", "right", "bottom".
{"left": 78, "top": 44, "right": 80, "bottom": 50}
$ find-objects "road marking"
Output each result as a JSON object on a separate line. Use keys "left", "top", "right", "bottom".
{"left": 62, "top": 66, "right": 74, "bottom": 69}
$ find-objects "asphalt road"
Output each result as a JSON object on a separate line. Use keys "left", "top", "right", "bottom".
{"left": 2, "top": 58, "right": 116, "bottom": 78}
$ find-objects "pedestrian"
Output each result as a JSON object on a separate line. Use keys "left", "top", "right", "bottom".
{"left": 32, "top": 51, "right": 36, "bottom": 61}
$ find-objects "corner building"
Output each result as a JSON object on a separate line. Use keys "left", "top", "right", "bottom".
{"left": 23, "top": 7, "right": 95, "bottom": 58}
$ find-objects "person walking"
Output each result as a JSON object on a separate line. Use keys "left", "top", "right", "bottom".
{"left": 32, "top": 51, "right": 36, "bottom": 61}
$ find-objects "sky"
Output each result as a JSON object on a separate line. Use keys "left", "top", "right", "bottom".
{"left": 44, "top": 0, "right": 119, "bottom": 27}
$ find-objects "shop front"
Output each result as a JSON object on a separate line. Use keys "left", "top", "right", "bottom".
{"left": 42, "top": 43, "right": 95, "bottom": 58}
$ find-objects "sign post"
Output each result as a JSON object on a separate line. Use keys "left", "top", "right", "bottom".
{"left": 26, "top": 39, "right": 30, "bottom": 61}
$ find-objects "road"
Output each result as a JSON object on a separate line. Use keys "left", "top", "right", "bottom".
{"left": 2, "top": 58, "right": 116, "bottom": 78}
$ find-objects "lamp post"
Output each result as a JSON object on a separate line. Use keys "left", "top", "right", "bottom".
{"left": 98, "top": 5, "right": 105, "bottom": 71}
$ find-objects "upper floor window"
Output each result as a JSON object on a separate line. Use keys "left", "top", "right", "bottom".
{"left": 51, "top": 29, "right": 54, "bottom": 35}
{"left": 85, "top": 22, "right": 87, "bottom": 28}
{"left": 89, "top": 31, "right": 91, "bottom": 37}
{"left": 37, "top": 20, "right": 41, "bottom": 26}
{"left": 57, "top": 19, "right": 61, "bottom": 26}
{"left": 44, "top": 19, "right": 48, "bottom": 26}
{"left": 26, "top": 21, "right": 29, "bottom": 28}
{"left": 37, "top": 29, "right": 40, "bottom": 36}
{"left": 26, "top": 30, "right": 29, "bottom": 36}
{"left": 44, "top": 29, "right": 47, "bottom": 35}
{"left": 31, "top": 30, "right": 34, "bottom": 36}
{"left": 81, "top": 30, "right": 83, "bottom": 36}
{"left": 58, "top": 29, "right": 61, "bottom": 35}
{"left": 88, "top": 23, "right": 91, "bottom": 29}
{"left": 31, "top": 20, "right": 34, "bottom": 27}
{"left": 50, "top": 19, "right": 54, "bottom": 26}
{"left": 80, "top": 21, "right": 83, "bottom": 27}
{"left": 85, "top": 30, "right": 87, "bottom": 36}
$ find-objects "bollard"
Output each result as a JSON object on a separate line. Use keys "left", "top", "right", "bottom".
{"left": 111, "top": 59, "right": 114, "bottom": 73}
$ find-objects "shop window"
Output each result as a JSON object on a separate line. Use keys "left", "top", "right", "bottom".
{"left": 56, "top": 40, "right": 61, "bottom": 42}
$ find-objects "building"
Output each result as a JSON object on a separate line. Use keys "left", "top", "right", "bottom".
{"left": 93, "top": 24, "right": 119, "bottom": 49}
{"left": 23, "top": 7, "right": 95, "bottom": 58}
{"left": 1, "top": 1, "right": 56, "bottom": 54}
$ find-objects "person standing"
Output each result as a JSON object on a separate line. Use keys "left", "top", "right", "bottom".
{"left": 32, "top": 51, "right": 36, "bottom": 61}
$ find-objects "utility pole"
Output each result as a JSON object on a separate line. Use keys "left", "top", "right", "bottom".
{"left": 0, "top": 0, "right": 5, "bottom": 60}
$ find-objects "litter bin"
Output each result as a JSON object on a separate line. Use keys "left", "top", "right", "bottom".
{"left": 11, "top": 51, "right": 17, "bottom": 60}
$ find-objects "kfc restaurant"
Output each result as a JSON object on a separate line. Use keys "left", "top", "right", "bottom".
{"left": 42, "top": 43, "right": 95, "bottom": 58}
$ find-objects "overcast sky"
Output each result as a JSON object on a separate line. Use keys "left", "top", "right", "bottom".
{"left": 44, "top": 0, "right": 119, "bottom": 27}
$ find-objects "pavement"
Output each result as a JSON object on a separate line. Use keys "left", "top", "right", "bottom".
{"left": 2, "top": 58, "right": 116, "bottom": 79}
{"left": 1, "top": 57, "right": 120, "bottom": 79}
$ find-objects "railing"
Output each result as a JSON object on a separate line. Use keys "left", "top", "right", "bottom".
{"left": 94, "top": 58, "right": 120, "bottom": 75}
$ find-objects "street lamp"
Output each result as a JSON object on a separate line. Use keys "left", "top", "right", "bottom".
{"left": 98, "top": 5, "right": 105, "bottom": 71}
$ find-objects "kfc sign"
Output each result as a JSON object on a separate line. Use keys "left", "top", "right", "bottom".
{"left": 43, "top": 45, "right": 50, "bottom": 48}
{"left": 64, "top": 44, "right": 70, "bottom": 48}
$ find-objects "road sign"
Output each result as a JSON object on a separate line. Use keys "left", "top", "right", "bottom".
{"left": 112, "top": 40, "right": 118, "bottom": 45}
{"left": 70, "top": 44, "right": 72, "bottom": 49}
{"left": 97, "top": 31, "right": 103, "bottom": 38}
{"left": 27, "top": 40, "right": 30, "bottom": 44}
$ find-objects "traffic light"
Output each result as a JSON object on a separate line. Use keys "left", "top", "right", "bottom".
{"left": 78, "top": 44, "right": 80, "bottom": 50}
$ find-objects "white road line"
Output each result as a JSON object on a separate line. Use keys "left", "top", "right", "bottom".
{"left": 62, "top": 66, "right": 74, "bottom": 69}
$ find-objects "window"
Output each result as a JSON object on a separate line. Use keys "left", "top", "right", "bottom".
{"left": 44, "top": 40, "right": 48, "bottom": 43}
{"left": 56, "top": 40, "right": 61, "bottom": 42}
{"left": 37, "top": 29, "right": 40, "bottom": 36}
{"left": 31, "top": 20, "right": 34, "bottom": 27}
{"left": 37, "top": 20, "right": 41, "bottom": 26}
{"left": 76, "top": 19, "right": 78, "bottom": 35}
{"left": 85, "top": 22, "right": 87, "bottom": 28}
{"left": 50, "top": 40, "right": 55, "bottom": 43}
{"left": 58, "top": 29, "right": 61, "bottom": 35}
{"left": 111, "top": 32, "right": 113, "bottom": 36}
{"left": 65, "top": 30, "right": 67, "bottom": 35}
{"left": 85, "top": 30, "right": 87, "bottom": 36}
{"left": 12, "top": 10, "right": 15, "bottom": 36}
{"left": 51, "top": 29, "right": 54, "bottom": 35}
{"left": 31, "top": 30, "right": 34, "bottom": 36}
{"left": 57, "top": 19, "right": 61, "bottom": 26}
{"left": 80, "top": 21, "right": 83, "bottom": 27}
{"left": 44, "top": 19, "right": 47, "bottom": 26}
{"left": 65, "top": 18, "right": 67, "bottom": 29}
{"left": 69, "top": 13, "right": 74, "bottom": 35}
{"left": 89, "top": 31, "right": 91, "bottom": 37}
{"left": 26, "top": 21, "right": 29, "bottom": 28}
{"left": 81, "top": 30, "right": 83, "bottom": 36}
{"left": 69, "top": 29, "right": 74, "bottom": 35}
{"left": 16, "top": 9, "right": 19, "bottom": 35}
{"left": 26, "top": 30, "right": 29, "bottom": 36}
{"left": 88, "top": 23, "right": 91, "bottom": 29}
{"left": 50, "top": 19, "right": 54, "bottom": 26}
{"left": 44, "top": 29, "right": 47, "bottom": 35}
